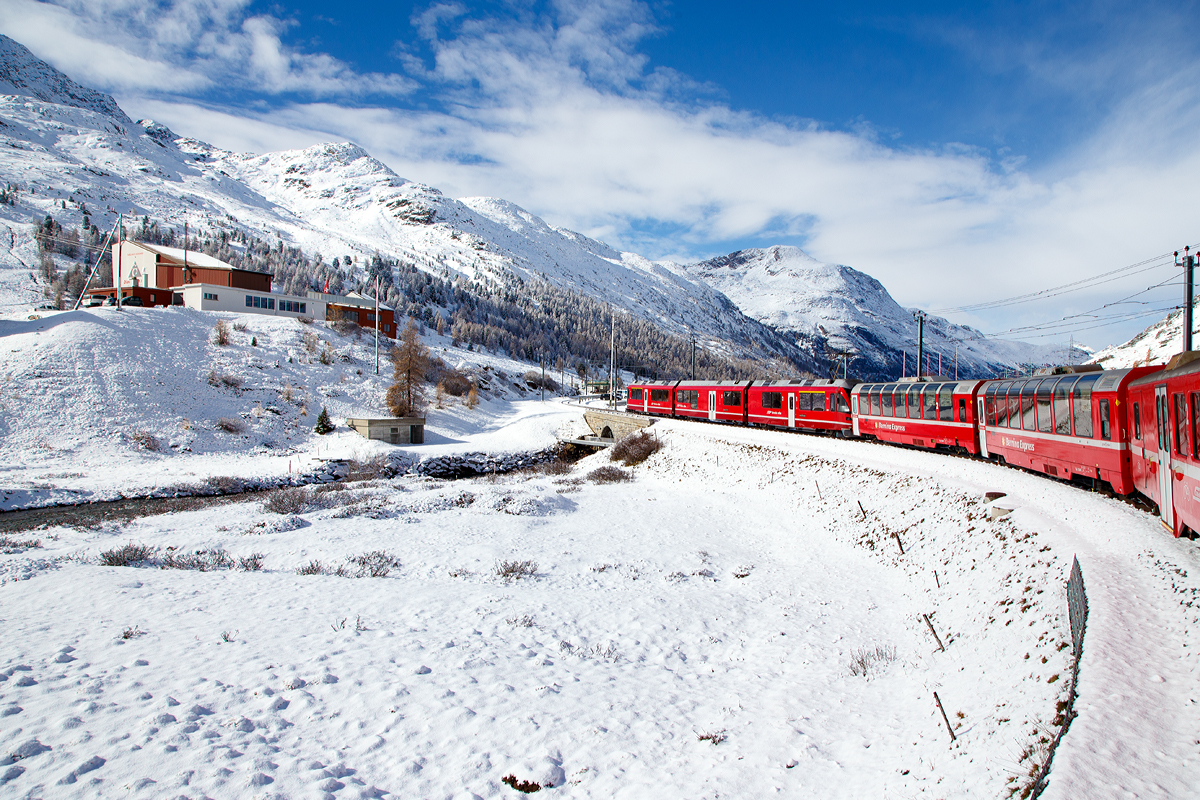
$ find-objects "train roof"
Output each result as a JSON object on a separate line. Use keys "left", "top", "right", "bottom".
{"left": 985, "top": 366, "right": 1159, "bottom": 392}
{"left": 852, "top": 379, "right": 983, "bottom": 394}
{"left": 1128, "top": 354, "right": 1195, "bottom": 387}
{"left": 754, "top": 379, "right": 857, "bottom": 389}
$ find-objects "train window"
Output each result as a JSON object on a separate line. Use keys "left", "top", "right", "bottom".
{"left": 923, "top": 386, "right": 938, "bottom": 420}
{"left": 939, "top": 385, "right": 954, "bottom": 421}
{"left": 851, "top": 394, "right": 859, "bottom": 414}
{"left": 835, "top": 393, "right": 850, "bottom": 413}
{"left": 907, "top": 384, "right": 922, "bottom": 419}
{"left": 1036, "top": 378, "right": 1055, "bottom": 434}
{"left": 650, "top": 389, "right": 669, "bottom": 402}
{"left": 1020, "top": 380, "right": 1040, "bottom": 431}
{"left": 1133, "top": 401, "right": 1141, "bottom": 440}
{"left": 1157, "top": 394, "right": 1166, "bottom": 445}
{"left": 1176, "top": 394, "right": 1189, "bottom": 456}
{"left": 722, "top": 390, "right": 741, "bottom": 406}
{"left": 1053, "top": 378, "right": 1076, "bottom": 436}
{"left": 958, "top": 397, "right": 966, "bottom": 422}
{"left": 1099, "top": 398, "right": 1111, "bottom": 440}
{"left": 1009, "top": 384, "right": 1023, "bottom": 429}
{"left": 881, "top": 386, "right": 894, "bottom": 417}
{"left": 815, "top": 393, "right": 827, "bottom": 412}
{"left": 762, "top": 391, "right": 782, "bottom": 410}
{"left": 984, "top": 384, "right": 997, "bottom": 426}
{"left": 1072, "top": 375, "right": 1099, "bottom": 438}
{"left": 630, "top": 388, "right": 643, "bottom": 401}
{"left": 678, "top": 390, "right": 698, "bottom": 409}
{"left": 870, "top": 388, "right": 881, "bottom": 416}
{"left": 994, "top": 383, "right": 1011, "bottom": 427}
{"left": 1192, "top": 393, "right": 1200, "bottom": 459}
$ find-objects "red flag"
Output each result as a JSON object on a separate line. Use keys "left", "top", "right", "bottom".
{"left": 323, "top": 277, "right": 329, "bottom": 293}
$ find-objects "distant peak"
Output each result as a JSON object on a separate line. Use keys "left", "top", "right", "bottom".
{"left": 0, "top": 34, "right": 132, "bottom": 125}
{"left": 138, "top": 119, "right": 180, "bottom": 147}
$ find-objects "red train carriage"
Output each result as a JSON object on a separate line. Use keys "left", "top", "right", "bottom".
{"left": 978, "top": 365, "right": 1159, "bottom": 495}
{"left": 1128, "top": 354, "right": 1200, "bottom": 536}
{"left": 670, "top": 381, "right": 753, "bottom": 423}
{"left": 627, "top": 380, "right": 677, "bottom": 416}
{"left": 851, "top": 379, "right": 984, "bottom": 453}
{"left": 746, "top": 380, "right": 855, "bottom": 435}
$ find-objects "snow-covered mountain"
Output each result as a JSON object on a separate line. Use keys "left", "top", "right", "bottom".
{"left": 685, "top": 246, "right": 1087, "bottom": 378}
{"left": 0, "top": 33, "right": 1068, "bottom": 379}
{"left": 1088, "top": 305, "right": 1192, "bottom": 370}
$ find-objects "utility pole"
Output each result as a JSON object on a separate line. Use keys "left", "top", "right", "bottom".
{"left": 913, "top": 311, "right": 926, "bottom": 378}
{"left": 1177, "top": 246, "right": 1196, "bottom": 353}
{"left": 902, "top": 350, "right": 906, "bottom": 378}
{"left": 374, "top": 276, "right": 380, "bottom": 375}
{"left": 954, "top": 343, "right": 959, "bottom": 380}
{"left": 115, "top": 224, "right": 124, "bottom": 310}
{"left": 541, "top": 350, "right": 545, "bottom": 403}
{"left": 608, "top": 308, "right": 616, "bottom": 410}
{"left": 691, "top": 337, "right": 697, "bottom": 380}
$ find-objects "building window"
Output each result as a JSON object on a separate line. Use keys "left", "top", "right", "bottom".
{"left": 203, "top": 292, "right": 218, "bottom": 301}
{"left": 268, "top": 298, "right": 275, "bottom": 310}
{"left": 245, "top": 295, "right": 253, "bottom": 307}
{"left": 383, "top": 323, "right": 389, "bottom": 332}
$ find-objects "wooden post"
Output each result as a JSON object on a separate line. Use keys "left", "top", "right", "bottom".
{"left": 893, "top": 531, "right": 904, "bottom": 554}
{"left": 934, "top": 569, "right": 940, "bottom": 588}
{"left": 815, "top": 481, "right": 822, "bottom": 501}
{"left": 934, "top": 692, "right": 956, "bottom": 742}
{"left": 857, "top": 500, "right": 867, "bottom": 519}
{"left": 923, "top": 613, "right": 945, "bottom": 651}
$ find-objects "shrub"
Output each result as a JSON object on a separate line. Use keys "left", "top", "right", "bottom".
{"left": 522, "top": 371, "right": 557, "bottom": 391}
{"left": 238, "top": 553, "right": 264, "bottom": 571}
{"left": 213, "top": 319, "right": 231, "bottom": 346}
{"left": 263, "top": 487, "right": 309, "bottom": 514}
{"left": 494, "top": 559, "right": 538, "bottom": 581}
{"left": 609, "top": 430, "right": 661, "bottom": 466}
{"left": 465, "top": 385, "right": 479, "bottom": 409}
{"left": 216, "top": 417, "right": 246, "bottom": 433}
{"left": 296, "top": 559, "right": 325, "bottom": 575}
{"left": 697, "top": 731, "right": 727, "bottom": 746}
{"left": 129, "top": 429, "right": 160, "bottom": 452}
{"left": 207, "top": 369, "right": 242, "bottom": 389}
{"left": 232, "top": 321, "right": 247, "bottom": 333}
{"left": 99, "top": 543, "right": 157, "bottom": 566}
{"left": 539, "top": 460, "right": 572, "bottom": 476}
{"left": 318, "top": 344, "right": 334, "bottom": 365}
{"left": 347, "top": 550, "right": 401, "bottom": 577}
{"left": 314, "top": 406, "right": 334, "bottom": 435}
{"left": 159, "top": 548, "right": 234, "bottom": 571}
{"left": 0, "top": 536, "right": 42, "bottom": 553}
{"left": 587, "top": 466, "right": 631, "bottom": 483}
{"left": 501, "top": 775, "right": 548, "bottom": 793}
{"left": 848, "top": 644, "right": 897, "bottom": 677}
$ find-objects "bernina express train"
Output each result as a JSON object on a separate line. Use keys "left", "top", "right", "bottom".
{"left": 627, "top": 359, "right": 1200, "bottom": 539}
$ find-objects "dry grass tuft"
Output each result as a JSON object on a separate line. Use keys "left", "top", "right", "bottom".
{"left": 216, "top": 417, "right": 246, "bottom": 433}
{"left": 609, "top": 430, "right": 662, "bottom": 466}
{"left": 494, "top": 559, "right": 538, "bottom": 581}
{"left": 587, "top": 466, "right": 632, "bottom": 483}
{"left": 99, "top": 542, "right": 157, "bottom": 566}
{"left": 848, "top": 644, "right": 897, "bottom": 677}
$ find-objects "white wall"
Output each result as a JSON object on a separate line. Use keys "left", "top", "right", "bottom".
{"left": 179, "top": 284, "right": 327, "bottom": 320}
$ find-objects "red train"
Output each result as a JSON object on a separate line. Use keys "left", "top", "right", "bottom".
{"left": 626, "top": 379, "right": 854, "bottom": 434}
{"left": 627, "top": 358, "right": 1200, "bottom": 538}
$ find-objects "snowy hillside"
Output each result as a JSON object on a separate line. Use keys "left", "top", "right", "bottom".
{"left": 1088, "top": 305, "right": 1190, "bottom": 369}
{"left": 0, "top": 304, "right": 582, "bottom": 509}
{"left": 686, "top": 246, "right": 1088, "bottom": 378}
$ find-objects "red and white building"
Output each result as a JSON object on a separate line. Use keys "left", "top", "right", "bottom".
{"left": 84, "top": 240, "right": 397, "bottom": 338}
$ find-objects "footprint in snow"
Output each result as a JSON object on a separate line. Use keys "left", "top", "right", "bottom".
{"left": 1, "top": 705, "right": 20, "bottom": 717}
{"left": 56, "top": 755, "right": 105, "bottom": 785}
{"left": 1, "top": 765, "right": 24, "bottom": 783}
{"left": 5, "top": 738, "right": 50, "bottom": 763}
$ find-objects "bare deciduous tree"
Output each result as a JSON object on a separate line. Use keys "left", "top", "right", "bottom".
{"left": 386, "top": 319, "right": 430, "bottom": 417}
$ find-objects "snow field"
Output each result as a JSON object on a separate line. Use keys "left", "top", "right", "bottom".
{"left": 2, "top": 416, "right": 1163, "bottom": 798}
{"left": 0, "top": 305, "right": 578, "bottom": 510}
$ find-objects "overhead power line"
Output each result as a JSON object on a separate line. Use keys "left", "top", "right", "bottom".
{"left": 932, "top": 243, "right": 1200, "bottom": 314}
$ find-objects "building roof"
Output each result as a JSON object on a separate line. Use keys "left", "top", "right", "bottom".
{"left": 126, "top": 241, "right": 250, "bottom": 272}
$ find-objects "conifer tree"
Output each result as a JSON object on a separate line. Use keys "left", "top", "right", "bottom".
{"left": 315, "top": 406, "right": 334, "bottom": 435}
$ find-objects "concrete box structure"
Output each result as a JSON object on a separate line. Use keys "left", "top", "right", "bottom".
{"left": 346, "top": 417, "right": 425, "bottom": 445}
{"left": 177, "top": 284, "right": 325, "bottom": 319}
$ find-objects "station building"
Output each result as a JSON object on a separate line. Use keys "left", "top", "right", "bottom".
{"left": 84, "top": 240, "right": 396, "bottom": 338}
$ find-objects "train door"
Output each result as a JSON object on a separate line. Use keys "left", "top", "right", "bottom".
{"left": 852, "top": 392, "right": 861, "bottom": 436}
{"left": 788, "top": 393, "right": 796, "bottom": 428}
{"left": 708, "top": 391, "right": 717, "bottom": 421}
{"left": 978, "top": 396, "right": 990, "bottom": 458}
{"left": 1156, "top": 384, "right": 1175, "bottom": 529}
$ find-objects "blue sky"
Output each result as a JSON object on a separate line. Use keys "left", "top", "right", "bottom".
{"left": 4, "top": 0, "right": 1200, "bottom": 349}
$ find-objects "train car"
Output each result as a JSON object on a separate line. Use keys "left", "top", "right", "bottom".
{"left": 978, "top": 365, "right": 1159, "bottom": 495}
{"left": 669, "top": 380, "right": 752, "bottom": 424}
{"left": 851, "top": 379, "right": 984, "bottom": 453}
{"left": 1128, "top": 354, "right": 1200, "bottom": 536}
{"left": 746, "top": 379, "right": 855, "bottom": 434}
{"left": 626, "top": 380, "right": 678, "bottom": 416}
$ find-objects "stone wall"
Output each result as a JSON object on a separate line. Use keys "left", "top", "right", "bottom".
{"left": 583, "top": 410, "right": 653, "bottom": 441}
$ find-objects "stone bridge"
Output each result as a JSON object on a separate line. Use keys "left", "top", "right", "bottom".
{"left": 583, "top": 409, "right": 653, "bottom": 441}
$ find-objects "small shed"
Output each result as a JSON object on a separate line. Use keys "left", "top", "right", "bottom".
{"left": 345, "top": 417, "right": 425, "bottom": 445}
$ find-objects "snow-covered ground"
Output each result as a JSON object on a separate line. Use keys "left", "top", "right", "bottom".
{"left": 2, "top": 410, "right": 1198, "bottom": 798}
{"left": 0, "top": 304, "right": 581, "bottom": 510}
